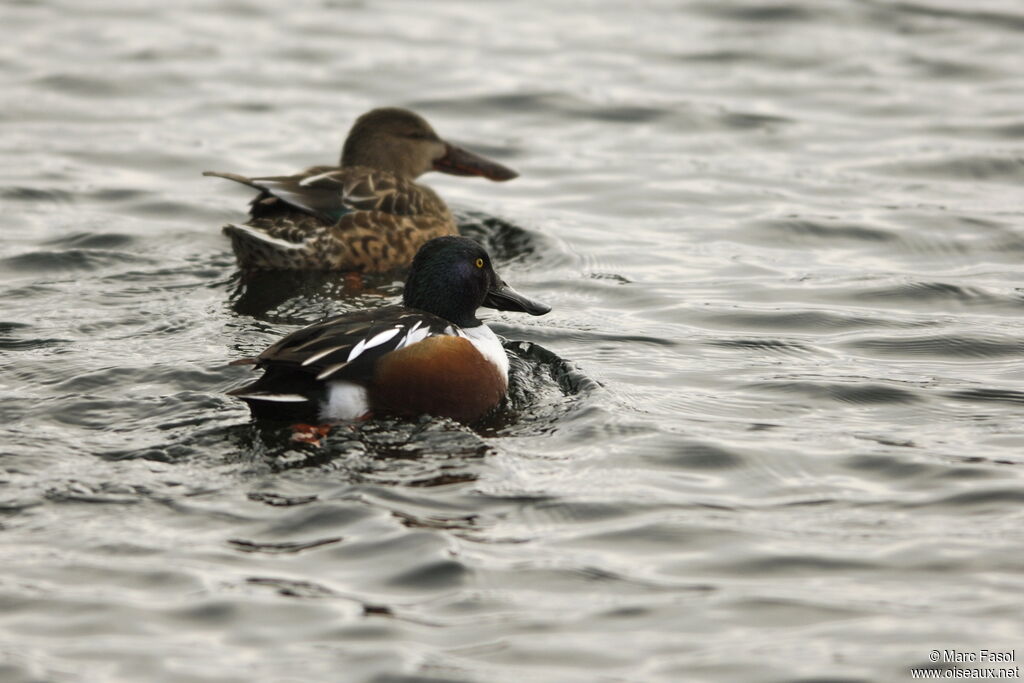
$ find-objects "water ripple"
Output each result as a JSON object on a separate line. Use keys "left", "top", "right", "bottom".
{"left": 847, "top": 334, "right": 1024, "bottom": 360}
{"left": 749, "top": 379, "right": 924, "bottom": 405}
{"left": 867, "top": 154, "right": 1024, "bottom": 184}
{"left": 1, "top": 249, "right": 153, "bottom": 274}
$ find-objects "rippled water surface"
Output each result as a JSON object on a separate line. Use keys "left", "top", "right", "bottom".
{"left": 3, "top": 1, "right": 1024, "bottom": 681}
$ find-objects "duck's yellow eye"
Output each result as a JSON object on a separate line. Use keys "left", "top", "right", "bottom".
{"left": 475, "top": 258, "right": 484, "bottom": 269}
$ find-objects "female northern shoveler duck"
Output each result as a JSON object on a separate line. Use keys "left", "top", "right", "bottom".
{"left": 229, "top": 236, "right": 549, "bottom": 431}
{"left": 205, "top": 107, "right": 518, "bottom": 271}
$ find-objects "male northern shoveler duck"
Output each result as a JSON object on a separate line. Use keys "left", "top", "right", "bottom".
{"left": 205, "top": 107, "right": 518, "bottom": 271}
{"left": 229, "top": 236, "right": 549, "bottom": 431}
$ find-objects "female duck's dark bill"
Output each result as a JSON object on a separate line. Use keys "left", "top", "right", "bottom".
{"left": 433, "top": 144, "right": 518, "bottom": 181}
{"left": 483, "top": 281, "right": 551, "bottom": 316}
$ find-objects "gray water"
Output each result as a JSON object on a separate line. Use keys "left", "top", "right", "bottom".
{"left": 3, "top": 1, "right": 1024, "bottom": 681}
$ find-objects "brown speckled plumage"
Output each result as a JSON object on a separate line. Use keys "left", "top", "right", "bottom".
{"left": 205, "top": 108, "right": 517, "bottom": 272}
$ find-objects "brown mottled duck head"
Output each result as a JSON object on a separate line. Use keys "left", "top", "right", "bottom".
{"left": 340, "top": 107, "right": 518, "bottom": 182}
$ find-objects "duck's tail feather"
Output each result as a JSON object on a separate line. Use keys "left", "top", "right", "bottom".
{"left": 223, "top": 223, "right": 313, "bottom": 269}
{"left": 228, "top": 387, "right": 316, "bottom": 422}
{"left": 224, "top": 223, "right": 306, "bottom": 251}
{"left": 228, "top": 372, "right": 322, "bottom": 421}
{"left": 229, "top": 391, "right": 309, "bottom": 402}
{"left": 203, "top": 170, "right": 263, "bottom": 190}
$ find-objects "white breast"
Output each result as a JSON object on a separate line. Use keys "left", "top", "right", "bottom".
{"left": 460, "top": 324, "right": 509, "bottom": 382}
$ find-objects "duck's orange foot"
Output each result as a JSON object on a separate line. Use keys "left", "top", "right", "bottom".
{"left": 290, "top": 423, "right": 332, "bottom": 446}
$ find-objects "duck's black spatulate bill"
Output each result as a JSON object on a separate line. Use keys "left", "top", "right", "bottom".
{"left": 483, "top": 281, "right": 550, "bottom": 316}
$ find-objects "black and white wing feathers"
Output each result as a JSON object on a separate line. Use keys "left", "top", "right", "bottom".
{"left": 254, "top": 306, "right": 455, "bottom": 383}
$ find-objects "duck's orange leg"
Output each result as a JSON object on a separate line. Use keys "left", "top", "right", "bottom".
{"left": 290, "top": 423, "right": 333, "bottom": 446}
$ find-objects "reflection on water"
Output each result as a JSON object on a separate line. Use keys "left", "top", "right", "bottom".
{"left": 3, "top": 0, "right": 1024, "bottom": 681}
